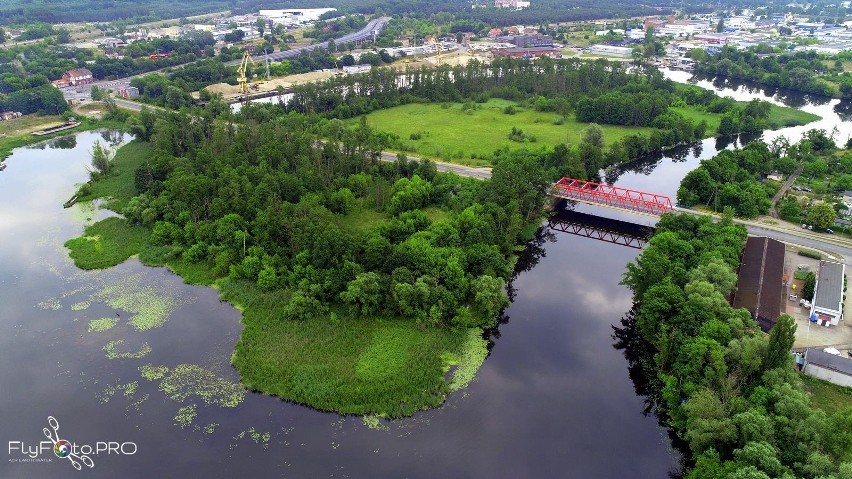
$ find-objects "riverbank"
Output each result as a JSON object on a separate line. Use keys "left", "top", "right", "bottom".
{"left": 64, "top": 140, "right": 496, "bottom": 417}
{"left": 0, "top": 115, "right": 128, "bottom": 161}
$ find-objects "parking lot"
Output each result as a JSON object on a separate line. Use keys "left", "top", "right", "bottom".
{"left": 783, "top": 245, "right": 852, "bottom": 355}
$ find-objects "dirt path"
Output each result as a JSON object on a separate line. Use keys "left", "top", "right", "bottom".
{"left": 770, "top": 165, "right": 803, "bottom": 219}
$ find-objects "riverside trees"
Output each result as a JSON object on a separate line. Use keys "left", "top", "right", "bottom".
{"left": 619, "top": 213, "right": 852, "bottom": 479}
{"left": 124, "top": 106, "right": 545, "bottom": 330}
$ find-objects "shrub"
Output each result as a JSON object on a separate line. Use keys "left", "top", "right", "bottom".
{"left": 798, "top": 249, "right": 822, "bottom": 260}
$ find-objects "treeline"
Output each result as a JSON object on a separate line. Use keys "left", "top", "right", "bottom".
{"left": 676, "top": 141, "right": 777, "bottom": 217}
{"left": 692, "top": 46, "right": 837, "bottom": 98}
{"left": 282, "top": 58, "right": 769, "bottom": 164}
{"left": 121, "top": 104, "right": 552, "bottom": 329}
{"left": 618, "top": 213, "right": 852, "bottom": 479}
{"left": 0, "top": 0, "right": 676, "bottom": 27}
{"left": 0, "top": 84, "right": 67, "bottom": 114}
{"left": 303, "top": 15, "right": 367, "bottom": 43}
{"left": 677, "top": 129, "right": 837, "bottom": 218}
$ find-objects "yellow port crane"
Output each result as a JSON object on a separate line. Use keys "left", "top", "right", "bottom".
{"left": 236, "top": 50, "right": 257, "bottom": 95}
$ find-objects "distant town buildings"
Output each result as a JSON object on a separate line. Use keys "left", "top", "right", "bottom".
{"left": 494, "top": 0, "right": 531, "bottom": 9}
{"left": 258, "top": 8, "right": 336, "bottom": 26}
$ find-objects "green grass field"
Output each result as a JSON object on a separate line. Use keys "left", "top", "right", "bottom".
{"left": 358, "top": 98, "right": 820, "bottom": 165}
{"left": 222, "top": 278, "right": 485, "bottom": 417}
{"left": 77, "top": 141, "right": 152, "bottom": 211}
{"left": 801, "top": 374, "right": 852, "bottom": 415}
{"left": 360, "top": 99, "right": 656, "bottom": 165}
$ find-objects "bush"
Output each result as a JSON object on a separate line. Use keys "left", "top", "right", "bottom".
{"left": 798, "top": 249, "right": 822, "bottom": 260}
{"left": 503, "top": 105, "right": 517, "bottom": 115}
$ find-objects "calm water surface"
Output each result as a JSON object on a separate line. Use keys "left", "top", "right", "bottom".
{"left": 2, "top": 76, "right": 845, "bottom": 478}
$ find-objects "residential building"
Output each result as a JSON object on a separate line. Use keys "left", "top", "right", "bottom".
{"left": 803, "top": 348, "right": 852, "bottom": 387}
{"left": 53, "top": 68, "right": 94, "bottom": 87}
{"left": 810, "top": 260, "right": 846, "bottom": 326}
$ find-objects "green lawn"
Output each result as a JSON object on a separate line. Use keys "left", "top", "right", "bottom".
{"left": 358, "top": 98, "right": 819, "bottom": 165}
{"left": 336, "top": 207, "right": 388, "bottom": 235}
{"left": 801, "top": 374, "right": 852, "bottom": 415}
{"left": 360, "top": 99, "right": 657, "bottom": 165}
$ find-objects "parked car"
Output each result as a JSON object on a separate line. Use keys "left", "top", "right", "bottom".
{"left": 800, "top": 299, "right": 811, "bottom": 308}
{"left": 802, "top": 224, "right": 808, "bottom": 229}
{"left": 826, "top": 228, "right": 835, "bottom": 234}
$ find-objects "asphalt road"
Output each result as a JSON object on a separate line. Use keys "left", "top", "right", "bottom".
{"left": 378, "top": 151, "right": 492, "bottom": 180}
{"left": 225, "top": 17, "right": 391, "bottom": 66}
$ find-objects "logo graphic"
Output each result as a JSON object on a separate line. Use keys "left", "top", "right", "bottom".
{"left": 42, "top": 416, "right": 94, "bottom": 470}
{"left": 54, "top": 440, "right": 72, "bottom": 458}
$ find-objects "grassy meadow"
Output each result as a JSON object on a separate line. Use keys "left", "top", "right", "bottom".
{"left": 357, "top": 98, "right": 820, "bottom": 165}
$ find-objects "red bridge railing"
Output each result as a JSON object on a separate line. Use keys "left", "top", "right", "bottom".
{"left": 550, "top": 178, "right": 674, "bottom": 216}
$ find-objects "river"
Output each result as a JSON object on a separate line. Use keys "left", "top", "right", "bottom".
{"left": 0, "top": 74, "right": 844, "bottom": 478}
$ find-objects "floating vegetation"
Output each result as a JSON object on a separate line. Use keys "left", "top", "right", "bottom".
{"left": 447, "top": 329, "right": 489, "bottom": 392}
{"left": 139, "top": 364, "right": 170, "bottom": 381}
{"left": 103, "top": 340, "right": 152, "bottom": 359}
{"left": 93, "top": 273, "right": 190, "bottom": 331}
{"left": 37, "top": 298, "right": 61, "bottom": 310}
{"left": 362, "top": 415, "right": 389, "bottom": 431}
{"left": 97, "top": 381, "right": 139, "bottom": 403}
{"left": 203, "top": 423, "right": 219, "bottom": 434}
{"left": 159, "top": 364, "right": 245, "bottom": 407}
{"left": 88, "top": 317, "right": 119, "bottom": 332}
{"left": 71, "top": 301, "right": 90, "bottom": 311}
{"left": 234, "top": 427, "right": 271, "bottom": 448}
{"left": 174, "top": 404, "right": 197, "bottom": 429}
{"left": 127, "top": 394, "right": 149, "bottom": 412}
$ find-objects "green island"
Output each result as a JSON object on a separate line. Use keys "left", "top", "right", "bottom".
{"left": 619, "top": 212, "right": 852, "bottom": 478}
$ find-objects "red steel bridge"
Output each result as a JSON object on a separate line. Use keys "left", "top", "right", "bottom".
{"left": 550, "top": 178, "right": 674, "bottom": 217}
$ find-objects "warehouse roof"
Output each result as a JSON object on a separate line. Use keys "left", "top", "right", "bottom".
{"left": 732, "top": 236, "right": 785, "bottom": 332}
{"left": 813, "top": 261, "right": 844, "bottom": 312}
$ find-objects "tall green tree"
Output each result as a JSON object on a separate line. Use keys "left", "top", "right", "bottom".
{"left": 764, "top": 314, "right": 796, "bottom": 371}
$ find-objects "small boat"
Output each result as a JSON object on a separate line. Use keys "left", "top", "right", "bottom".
{"left": 0, "top": 163, "right": 6, "bottom": 171}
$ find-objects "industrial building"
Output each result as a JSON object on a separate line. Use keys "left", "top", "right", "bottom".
{"left": 810, "top": 260, "right": 846, "bottom": 327}
{"left": 803, "top": 348, "right": 852, "bottom": 387}
{"left": 586, "top": 45, "right": 633, "bottom": 58}
{"left": 732, "top": 237, "right": 785, "bottom": 332}
{"left": 513, "top": 34, "right": 553, "bottom": 48}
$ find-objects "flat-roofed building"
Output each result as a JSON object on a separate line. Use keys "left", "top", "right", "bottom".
{"left": 810, "top": 260, "right": 845, "bottom": 326}
{"left": 803, "top": 348, "right": 852, "bottom": 387}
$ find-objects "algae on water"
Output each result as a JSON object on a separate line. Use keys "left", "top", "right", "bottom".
{"left": 103, "top": 340, "right": 152, "bottom": 359}
{"left": 139, "top": 364, "right": 170, "bottom": 381}
{"left": 88, "top": 317, "right": 119, "bottom": 332}
{"left": 159, "top": 364, "right": 245, "bottom": 407}
{"left": 447, "top": 328, "right": 489, "bottom": 391}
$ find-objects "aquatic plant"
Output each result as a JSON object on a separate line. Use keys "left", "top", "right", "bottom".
{"left": 103, "top": 340, "right": 152, "bottom": 359}
{"left": 159, "top": 364, "right": 245, "bottom": 407}
{"left": 71, "top": 301, "right": 90, "bottom": 311}
{"left": 447, "top": 329, "right": 489, "bottom": 391}
{"left": 88, "top": 317, "right": 119, "bottom": 332}
{"left": 362, "top": 415, "right": 389, "bottom": 431}
{"left": 174, "top": 404, "right": 197, "bottom": 428}
{"left": 139, "top": 364, "right": 170, "bottom": 381}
